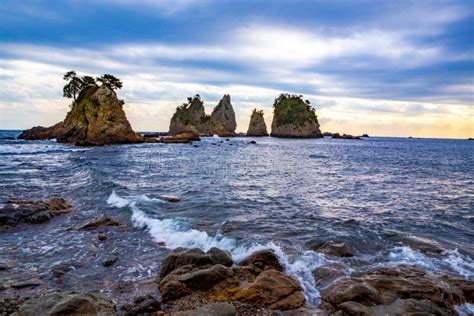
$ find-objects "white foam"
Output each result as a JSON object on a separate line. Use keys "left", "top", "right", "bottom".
{"left": 106, "top": 191, "right": 324, "bottom": 306}
{"left": 443, "top": 248, "right": 474, "bottom": 279}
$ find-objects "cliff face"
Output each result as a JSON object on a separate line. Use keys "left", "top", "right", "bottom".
{"left": 270, "top": 94, "right": 323, "bottom": 138}
{"left": 19, "top": 85, "right": 143, "bottom": 146}
{"left": 246, "top": 109, "right": 268, "bottom": 136}
{"left": 211, "top": 94, "right": 236, "bottom": 136}
{"left": 169, "top": 96, "right": 222, "bottom": 136}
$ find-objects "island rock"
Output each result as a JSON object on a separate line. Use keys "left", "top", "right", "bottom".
{"left": 18, "top": 85, "right": 143, "bottom": 146}
{"left": 270, "top": 94, "right": 323, "bottom": 138}
{"left": 211, "top": 94, "right": 237, "bottom": 136}
{"left": 246, "top": 109, "right": 268, "bottom": 136}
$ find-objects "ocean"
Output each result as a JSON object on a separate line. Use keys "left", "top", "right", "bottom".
{"left": 1, "top": 130, "right": 473, "bottom": 309}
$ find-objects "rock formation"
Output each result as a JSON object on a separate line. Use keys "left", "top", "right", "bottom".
{"left": 158, "top": 247, "right": 305, "bottom": 311}
{"left": 246, "top": 109, "right": 268, "bottom": 136}
{"left": 270, "top": 94, "right": 323, "bottom": 138}
{"left": 18, "top": 85, "right": 143, "bottom": 146}
{"left": 0, "top": 198, "right": 72, "bottom": 231}
{"left": 169, "top": 94, "right": 237, "bottom": 137}
{"left": 320, "top": 264, "right": 473, "bottom": 315}
{"left": 211, "top": 94, "right": 237, "bottom": 136}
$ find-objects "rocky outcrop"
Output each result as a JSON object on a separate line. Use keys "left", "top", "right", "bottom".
{"left": 211, "top": 95, "right": 237, "bottom": 136}
{"left": 19, "top": 85, "right": 143, "bottom": 146}
{"left": 246, "top": 109, "right": 268, "bottom": 136}
{"left": 0, "top": 198, "right": 72, "bottom": 231}
{"left": 169, "top": 95, "right": 223, "bottom": 136}
{"left": 14, "top": 292, "right": 116, "bottom": 316}
{"left": 320, "top": 264, "right": 473, "bottom": 315}
{"left": 306, "top": 240, "right": 355, "bottom": 257}
{"left": 158, "top": 247, "right": 305, "bottom": 311}
{"left": 332, "top": 133, "right": 361, "bottom": 140}
{"left": 270, "top": 94, "right": 323, "bottom": 138}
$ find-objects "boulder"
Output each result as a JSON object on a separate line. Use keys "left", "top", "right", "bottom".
{"left": 321, "top": 265, "right": 471, "bottom": 314}
{"left": 14, "top": 292, "right": 116, "bottom": 316}
{"left": 238, "top": 249, "right": 283, "bottom": 271}
{"left": 181, "top": 302, "right": 236, "bottom": 316}
{"left": 270, "top": 94, "right": 323, "bottom": 138}
{"left": 211, "top": 95, "right": 237, "bottom": 136}
{"left": 159, "top": 248, "right": 233, "bottom": 279}
{"left": 78, "top": 216, "right": 121, "bottom": 230}
{"left": 0, "top": 198, "right": 72, "bottom": 230}
{"left": 19, "top": 85, "right": 143, "bottom": 146}
{"left": 121, "top": 294, "right": 161, "bottom": 316}
{"left": 231, "top": 270, "right": 305, "bottom": 310}
{"left": 306, "top": 240, "right": 355, "bottom": 257}
{"left": 246, "top": 109, "right": 268, "bottom": 136}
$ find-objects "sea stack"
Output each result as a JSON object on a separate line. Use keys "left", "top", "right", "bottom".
{"left": 211, "top": 94, "right": 237, "bottom": 136}
{"left": 19, "top": 85, "right": 143, "bottom": 146}
{"left": 246, "top": 109, "right": 268, "bottom": 136}
{"left": 270, "top": 94, "right": 323, "bottom": 138}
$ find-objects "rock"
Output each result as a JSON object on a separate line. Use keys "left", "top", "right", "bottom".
{"left": 182, "top": 302, "right": 236, "bottom": 316}
{"left": 372, "top": 298, "right": 454, "bottom": 315}
{"left": 102, "top": 254, "right": 118, "bottom": 267}
{"left": 361, "top": 133, "right": 370, "bottom": 137}
{"left": 331, "top": 133, "right": 362, "bottom": 140}
{"left": 338, "top": 301, "right": 373, "bottom": 315}
{"left": 159, "top": 248, "right": 233, "bottom": 279}
{"left": 249, "top": 140, "right": 256, "bottom": 144}
{"left": 321, "top": 265, "right": 470, "bottom": 314}
{"left": 0, "top": 198, "right": 72, "bottom": 230}
{"left": 0, "top": 296, "right": 27, "bottom": 316}
{"left": 78, "top": 216, "right": 120, "bottom": 230}
{"left": 312, "top": 263, "right": 348, "bottom": 288}
{"left": 322, "top": 132, "right": 333, "bottom": 137}
{"left": 14, "top": 291, "right": 116, "bottom": 315}
{"left": 10, "top": 278, "right": 44, "bottom": 289}
{"left": 0, "top": 259, "right": 13, "bottom": 270}
{"left": 159, "top": 195, "right": 181, "bottom": 203}
{"left": 97, "top": 233, "right": 108, "bottom": 241}
{"left": 211, "top": 95, "right": 237, "bottom": 136}
{"left": 52, "top": 263, "right": 73, "bottom": 280}
{"left": 307, "top": 240, "right": 355, "bottom": 257}
{"left": 246, "top": 109, "right": 269, "bottom": 136}
{"left": 121, "top": 294, "right": 161, "bottom": 315}
{"left": 169, "top": 95, "right": 223, "bottom": 136}
{"left": 270, "top": 94, "right": 323, "bottom": 138}
{"left": 238, "top": 249, "right": 283, "bottom": 271}
{"left": 231, "top": 270, "right": 305, "bottom": 310}
{"left": 19, "top": 85, "right": 143, "bottom": 146}
{"left": 160, "top": 132, "right": 201, "bottom": 144}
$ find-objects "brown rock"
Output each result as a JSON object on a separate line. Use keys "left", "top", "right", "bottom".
{"left": 307, "top": 240, "right": 355, "bottom": 257}
{"left": 19, "top": 86, "right": 143, "bottom": 146}
{"left": 246, "top": 109, "right": 268, "bottom": 136}
{"left": 238, "top": 249, "right": 283, "bottom": 271}
{"left": 78, "top": 216, "right": 121, "bottom": 230}
{"left": 312, "top": 263, "right": 347, "bottom": 288}
{"left": 231, "top": 270, "right": 305, "bottom": 310}
{"left": 211, "top": 95, "right": 236, "bottom": 136}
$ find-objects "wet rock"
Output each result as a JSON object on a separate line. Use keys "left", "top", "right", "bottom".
{"left": 0, "top": 198, "right": 72, "bottom": 230}
{"left": 321, "top": 265, "right": 470, "bottom": 314}
{"left": 372, "top": 298, "right": 454, "bottom": 315}
{"left": 97, "top": 233, "right": 108, "bottom": 241}
{"left": 161, "top": 132, "right": 201, "bottom": 144}
{"left": 160, "top": 195, "right": 181, "bottom": 203}
{"left": 102, "top": 254, "right": 118, "bottom": 267}
{"left": 0, "top": 296, "right": 27, "bottom": 316}
{"left": 19, "top": 85, "right": 143, "bottom": 146}
{"left": 160, "top": 248, "right": 233, "bottom": 279}
{"left": 11, "top": 278, "right": 44, "bottom": 289}
{"left": 14, "top": 291, "right": 116, "bottom": 315}
{"left": 271, "top": 94, "right": 323, "bottom": 138}
{"left": 78, "top": 216, "right": 121, "bottom": 230}
{"left": 312, "top": 263, "right": 348, "bottom": 288}
{"left": 207, "top": 247, "right": 233, "bottom": 267}
{"left": 247, "top": 109, "right": 268, "bottom": 136}
{"left": 249, "top": 140, "right": 257, "bottom": 144}
{"left": 238, "top": 249, "right": 283, "bottom": 271}
{"left": 307, "top": 240, "right": 355, "bottom": 257}
{"left": 121, "top": 294, "right": 161, "bottom": 315}
{"left": 231, "top": 270, "right": 305, "bottom": 310}
{"left": 52, "top": 263, "right": 73, "bottom": 280}
{"left": 338, "top": 301, "right": 373, "bottom": 315}
{"left": 0, "top": 259, "right": 13, "bottom": 270}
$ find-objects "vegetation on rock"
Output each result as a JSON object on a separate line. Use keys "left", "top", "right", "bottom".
{"left": 247, "top": 109, "right": 268, "bottom": 136}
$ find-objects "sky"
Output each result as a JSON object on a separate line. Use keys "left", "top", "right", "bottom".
{"left": 0, "top": 0, "right": 473, "bottom": 138}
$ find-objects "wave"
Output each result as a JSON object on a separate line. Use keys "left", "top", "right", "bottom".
{"left": 0, "top": 144, "right": 90, "bottom": 155}
{"left": 106, "top": 190, "right": 324, "bottom": 306}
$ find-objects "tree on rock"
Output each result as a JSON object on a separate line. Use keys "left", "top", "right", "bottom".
{"left": 97, "top": 74, "right": 123, "bottom": 91}
{"left": 81, "top": 76, "right": 97, "bottom": 87}
{"left": 63, "top": 71, "right": 83, "bottom": 101}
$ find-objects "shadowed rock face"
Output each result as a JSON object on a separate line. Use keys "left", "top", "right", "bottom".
{"left": 18, "top": 86, "right": 143, "bottom": 146}
{"left": 246, "top": 109, "right": 268, "bottom": 136}
{"left": 211, "top": 95, "right": 236, "bottom": 136}
{"left": 270, "top": 94, "right": 323, "bottom": 138}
